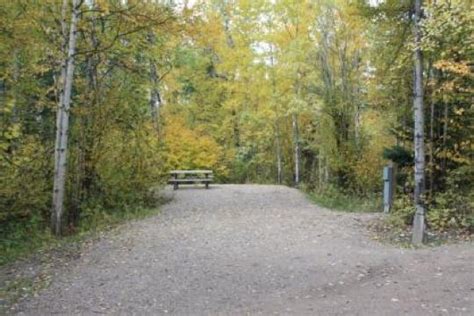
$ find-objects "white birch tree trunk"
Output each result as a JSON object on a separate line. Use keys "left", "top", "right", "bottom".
{"left": 147, "top": 32, "right": 162, "bottom": 131}
{"left": 52, "top": 0, "right": 80, "bottom": 236}
{"left": 149, "top": 61, "right": 162, "bottom": 130}
{"left": 53, "top": 0, "right": 69, "bottom": 181}
{"left": 412, "top": 0, "right": 426, "bottom": 245}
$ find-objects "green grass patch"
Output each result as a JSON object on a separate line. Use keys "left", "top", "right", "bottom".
{"left": 0, "top": 222, "right": 57, "bottom": 266}
{"left": 0, "top": 207, "right": 161, "bottom": 267}
{"left": 306, "top": 185, "right": 381, "bottom": 213}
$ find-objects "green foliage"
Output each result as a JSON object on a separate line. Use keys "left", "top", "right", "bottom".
{"left": 163, "top": 115, "right": 229, "bottom": 177}
{"left": 383, "top": 145, "right": 413, "bottom": 167}
{"left": 427, "top": 194, "right": 472, "bottom": 231}
{"left": 1, "top": 1, "right": 174, "bottom": 260}
{"left": 387, "top": 195, "right": 416, "bottom": 228}
{"left": 389, "top": 166, "right": 473, "bottom": 233}
{"left": 0, "top": 222, "right": 54, "bottom": 266}
{"left": 427, "top": 166, "right": 474, "bottom": 232}
{"left": 307, "top": 185, "right": 381, "bottom": 213}
{"left": 0, "top": 136, "right": 51, "bottom": 223}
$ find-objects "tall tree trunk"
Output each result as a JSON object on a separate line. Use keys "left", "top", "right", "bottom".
{"left": 441, "top": 98, "right": 448, "bottom": 175}
{"left": 269, "top": 44, "right": 282, "bottom": 184}
{"left": 293, "top": 113, "right": 301, "bottom": 186}
{"left": 429, "top": 67, "right": 435, "bottom": 196}
{"left": 52, "top": 0, "right": 80, "bottom": 236}
{"left": 318, "top": 153, "right": 323, "bottom": 188}
{"left": 293, "top": 70, "right": 302, "bottom": 186}
{"left": 147, "top": 32, "right": 162, "bottom": 131}
{"left": 53, "top": 0, "right": 69, "bottom": 183}
{"left": 412, "top": 0, "right": 426, "bottom": 245}
{"left": 324, "top": 155, "right": 329, "bottom": 183}
{"left": 149, "top": 61, "right": 162, "bottom": 130}
{"left": 275, "top": 120, "right": 283, "bottom": 184}
{"left": 219, "top": 1, "right": 239, "bottom": 149}
{"left": 354, "top": 104, "right": 361, "bottom": 147}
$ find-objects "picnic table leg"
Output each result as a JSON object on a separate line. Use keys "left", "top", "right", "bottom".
{"left": 174, "top": 174, "right": 178, "bottom": 190}
{"left": 205, "top": 173, "right": 209, "bottom": 189}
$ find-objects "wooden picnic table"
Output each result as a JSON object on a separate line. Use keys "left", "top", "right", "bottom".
{"left": 168, "top": 170, "right": 213, "bottom": 190}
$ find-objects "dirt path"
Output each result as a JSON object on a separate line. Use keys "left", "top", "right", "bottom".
{"left": 14, "top": 185, "right": 473, "bottom": 315}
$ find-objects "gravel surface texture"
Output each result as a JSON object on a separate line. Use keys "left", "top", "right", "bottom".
{"left": 14, "top": 185, "right": 474, "bottom": 315}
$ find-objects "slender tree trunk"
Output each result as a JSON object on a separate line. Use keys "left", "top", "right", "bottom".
{"left": 269, "top": 44, "right": 282, "bottom": 184}
{"left": 52, "top": 0, "right": 80, "bottom": 236}
{"left": 412, "top": 0, "right": 426, "bottom": 245}
{"left": 441, "top": 98, "right": 448, "bottom": 175}
{"left": 318, "top": 153, "right": 323, "bottom": 188}
{"left": 293, "top": 70, "right": 302, "bottom": 187}
{"left": 275, "top": 120, "right": 282, "bottom": 184}
{"left": 149, "top": 62, "right": 162, "bottom": 130}
{"left": 220, "top": 1, "right": 239, "bottom": 149}
{"left": 324, "top": 155, "right": 329, "bottom": 183}
{"left": 231, "top": 109, "right": 240, "bottom": 147}
{"left": 148, "top": 33, "right": 162, "bottom": 131}
{"left": 293, "top": 113, "right": 301, "bottom": 186}
{"left": 53, "top": 0, "right": 69, "bottom": 184}
{"left": 309, "top": 154, "right": 316, "bottom": 186}
{"left": 354, "top": 104, "right": 361, "bottom": 147}
{"left": 429, "top": 68, "right": 435, "bottom": 196}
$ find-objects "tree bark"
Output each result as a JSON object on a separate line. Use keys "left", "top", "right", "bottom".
{"left": 52, "top": 0, "right": 80, "bottom": 236}
{"left": 53, "top": 0, "right": 69, "bottom": 185}
{"left": 429, "top": 66, "right": 435, "bottom": 196}
{"left": 149, "top": 61, "right": 162, "bottom": 130}
{"left": 269, "top": 43, "right": 282, "bottom": 184}
{"left": 412, "top": 0, "right": 426, "bottom": 245}
{"left": 275, "top": 119, "right": 283, "bottom": 184}
{"left": 147, "top": 32, "right": 162, "bottom": 131}
{"left": 318, "top": 153, "right": 323, "bottom": 188}
{"left": 441, "top": 98, "right": 448, "bottom": 175}
{"left": 293, "top": 112, "right": 301, "bottom": 186}
{"left": 293, "top": 69, "right": 302, "bottom": 187}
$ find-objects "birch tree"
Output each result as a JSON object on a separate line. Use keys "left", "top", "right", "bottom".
{"left": 52, "top": 0, "right": 81, "bottom": 235}
{"left": 412, "top": 0, "right": 426, "bottom": 244}
{"left": 148, "top": 32, "right": 163, "bottom": 131}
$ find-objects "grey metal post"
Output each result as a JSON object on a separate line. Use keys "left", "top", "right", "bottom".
{"left": 383, "top": 166, "right": 394, "bottom": 213}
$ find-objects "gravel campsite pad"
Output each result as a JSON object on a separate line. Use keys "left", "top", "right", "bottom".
{"left": 14, "top": 185, "right": 474, "bottom": 315}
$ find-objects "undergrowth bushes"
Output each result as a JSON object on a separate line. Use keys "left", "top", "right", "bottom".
{"left": 306, "top": 184, "right": 381, "bottom": 213}
{"left": 388, "top": 166, "right": 474, "bottom": 233}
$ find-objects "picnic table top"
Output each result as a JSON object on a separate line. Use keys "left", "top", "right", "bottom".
{"left": 169, "top": 170, "right": 213, "bottom": 174}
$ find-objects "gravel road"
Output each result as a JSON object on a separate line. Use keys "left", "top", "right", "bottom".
{"left": 15, "top": 185, "right": 473, "bottom": 315}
